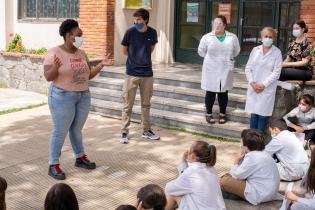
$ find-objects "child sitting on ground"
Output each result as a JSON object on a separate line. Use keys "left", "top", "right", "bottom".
{"left": 165, "top": 140, "right": 225, "bottom": 210}
{"left": 220, "top": 129, "right": 280, "bottom": 205}
{"left": 286, "top": 148, "right": 315, "bottom": 210}
{"left": 115, "top": 205, "right": 137, "bottom": 210}
{"left": 283, "top": 94, "right": 315, "bottom": 150}
{"left": 44, "top": 183, "right": 79, "bottom": 210}
{"left": 136, "top": 184, "right": 166, "bottom": 210}
{"left": 265, "top": 118, "right": 309, "bottom": 181}
{"left": 115, "top": 184, "right": 166, "bottom": 210}
{"left": 0, "top": 176, "right": 7, "bottom": 210}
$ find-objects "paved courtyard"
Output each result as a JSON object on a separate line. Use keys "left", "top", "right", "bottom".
{"left": 0, "top": 103, "right": 286, "bottom": 210}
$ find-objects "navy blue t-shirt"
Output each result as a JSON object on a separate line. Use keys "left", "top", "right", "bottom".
{"left": 121, "top": 26, "right": 158, "bottom": 77}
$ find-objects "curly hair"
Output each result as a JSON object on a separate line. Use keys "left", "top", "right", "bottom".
{"left": 59, "top": 19, "right": 79, "bottom": 39}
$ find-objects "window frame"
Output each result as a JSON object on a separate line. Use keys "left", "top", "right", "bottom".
{"left": 18, "top": 0, "right": 79, "bottom": 22}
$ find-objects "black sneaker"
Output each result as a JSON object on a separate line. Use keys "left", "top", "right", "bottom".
{"left": 48, "top": 164, "right": 66, "bottom": 180}
{"left": 75, "top": 154, "right": 96, "bottom": 170}
{"left": 120, "top": 133, "right": 129, "bottom": 144}
{"left": 142, "top": 130, "right": 160, "bottom": 140}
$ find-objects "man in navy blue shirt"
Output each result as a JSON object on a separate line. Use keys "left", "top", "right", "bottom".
{"left": 120, "top": 8, "right": 159, "bottom": 144}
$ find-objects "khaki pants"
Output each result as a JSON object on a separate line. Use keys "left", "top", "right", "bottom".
{"left": 121, "top": 75, "right": 153, "bottom": 133}
{"left": 220, "top": 173, "right": 246, "bottom": 200}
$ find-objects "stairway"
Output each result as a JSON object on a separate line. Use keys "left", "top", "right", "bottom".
{"left": 89, "top": 64, "right": 249, "bottom": 139}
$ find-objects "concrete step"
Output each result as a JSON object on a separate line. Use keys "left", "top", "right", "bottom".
{"left": 90, "top": 98, "right": 248, "bottom": 139}
{"left": 90, "top": 77, "right": 247, "bottom": 109}
{"left": 99, "top": 67, "right": 248, "bottom": 95}
{"left": 89, "top": 86, "right": 250, "bottom": 124}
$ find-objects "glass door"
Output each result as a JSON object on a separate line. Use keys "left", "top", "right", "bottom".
{"left": 174, "top": 0, "right": 209, "bottom": 64}
{"left": 238, "top": 0, "right": 275, "bottom": 66}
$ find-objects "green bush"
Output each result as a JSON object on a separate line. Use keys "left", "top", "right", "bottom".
{"left": 6, "top": 33, "right": 47, "bottom": 55}
{"left": 6, "top": 34, "right": 25, "bottom": 53}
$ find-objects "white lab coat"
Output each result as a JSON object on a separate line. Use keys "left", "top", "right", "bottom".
{"left": 165, "top": 162, "right": 226, "bottom": 210}
{"left": 265, "top": 130, "right": 309, "bottom": 181}
{"left": 244, "top": 45, "right": 282, "bottom": 116}
{"left": 291, "top": 192, "right": 315, "bottom": 210}
{"left": 198, "top": 31, "right": 240, "bottom": 92}
{"left": 230, "top": 151, "right": 280, "bottom": 205}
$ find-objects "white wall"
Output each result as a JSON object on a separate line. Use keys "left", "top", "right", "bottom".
{"left": 114, "top": 0, "right": 174, "bottom": 65}
{"left": 0, "top": 0, "right": 63, "bottom": 51}
{"left": 12, "top": 0, "right": 63, "bottom": 49}
{"left": 0, "top": 0, "right": 6, "bottom": 50}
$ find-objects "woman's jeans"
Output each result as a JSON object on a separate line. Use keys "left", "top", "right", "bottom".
{"left": 250, "top": 114, "right": 269, "bottom": 133}
{"left": 48, "top": 84, "right": 91, "bottom": 165}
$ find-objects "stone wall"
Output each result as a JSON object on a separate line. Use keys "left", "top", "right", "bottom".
{"left": 0, "top": 52, "right": 102, "bottom": 95}
{"left": 0, "top": 52, "right": 48, "bottom": 94}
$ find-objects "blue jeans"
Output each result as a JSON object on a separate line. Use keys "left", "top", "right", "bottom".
{"left": 48, "top": 84, "right": 91, "bottom": 165}
{"left": 250, "top": 114, "right": 269, "bottom": 133}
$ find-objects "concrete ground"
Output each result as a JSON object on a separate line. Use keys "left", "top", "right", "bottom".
{"left": 0, "top": 88, "right": 285, "bottom": 210}
{"left": 0, "top": 88, "right": 47, "bottom": 112}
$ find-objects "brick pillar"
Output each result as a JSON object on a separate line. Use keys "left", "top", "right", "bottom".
{"left": 79, "top": 0, "right": 115, "bottom": 59}
{"left": 301, "top": 0, "right": 315, "bottom": 39}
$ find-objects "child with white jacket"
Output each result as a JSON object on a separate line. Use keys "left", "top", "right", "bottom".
{"left": 266, "top": 118, "right": 309, "bottom": 181}
{"left": 220, "top": 129, "right": 280, "bottom": 205}
{"left": 165, "top": 141, "right": 226, "bottom": 210}
{"left": 286, "top": 148, "right": 315, "bottom": 210}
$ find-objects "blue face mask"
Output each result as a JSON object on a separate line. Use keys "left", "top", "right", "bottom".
{"left": 292, "top": 29, "right": 302, "bottom": 38}
{"left": 134, "top": 22, "right": 145, "bottom": 30}
{"left": 262, "top": 38, "right": 273, "bottom": 47}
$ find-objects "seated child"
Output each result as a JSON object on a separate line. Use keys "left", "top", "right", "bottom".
{"left": 44, "top": 183, "right": 79, "bottom": 210}
{"left": 220, "top": 129, "right": 280, "bottom": 205}
{"left": 115, "top": 205, "right": 137, "bottom": 210}
{"left": 286, "top": 148, "right": 315, "bottom": 210}
{"left": 0, "top": 176, "right": 7, "bottom": 210}
{"left": 137, "top": 184, "right": 166, "bottom": 210}
{"left": 165, "top": 140, "right": 225, "bottom": 210}
{"left": 283, "top": 94, "right": 315, "bottom": 150}
{"left": 266, "top": 118, "right": 309, "bottom": 181}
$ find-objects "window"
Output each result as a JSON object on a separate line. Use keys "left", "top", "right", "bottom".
{"left": 18, "top": 0, "right": 79, "bottom": 20}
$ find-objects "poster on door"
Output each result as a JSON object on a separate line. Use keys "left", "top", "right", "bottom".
{"left": 218, "top": 3, "right": 231, "bottom": 24}
{"left": 187, "top": 3, "right": 199, "bottom": 23}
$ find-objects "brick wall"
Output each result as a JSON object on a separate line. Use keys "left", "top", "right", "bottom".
{"left": 301, "top": 0, "right": 315, "bottom": 39}
{"left": 79, "top": 0, "right": 115, "bottom": 59}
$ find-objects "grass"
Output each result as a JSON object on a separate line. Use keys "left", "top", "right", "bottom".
{"left": 0, "top": 83, "right": 8, "bottom": 88}
{"left": 0, "top": 102, "right": 47, "bottom": 115}
{"left": 169, "top": 127, "right": 240, "bottom": 143}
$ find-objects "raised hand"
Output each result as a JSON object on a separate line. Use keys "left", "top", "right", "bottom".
{"left": 182, "top": 150, "right": 189, "bottom": 162}
{"left": 101, "top": 54, "right": 114, "bottom": 66}
{"left": 53, "top": 54, "right": 62, "bottom": 68}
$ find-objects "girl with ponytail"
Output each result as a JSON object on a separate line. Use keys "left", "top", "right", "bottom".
{"left": 165, "top": 141, "right": 225, "bottom": 210}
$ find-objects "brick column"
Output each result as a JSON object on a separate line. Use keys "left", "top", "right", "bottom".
{"left": 79, "top": 0, "right": 115, "bottom": 59}
{"left": 301, "top": 0, "right": 315, "bottom": 39}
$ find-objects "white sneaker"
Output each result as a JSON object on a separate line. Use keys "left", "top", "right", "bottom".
{"left": 277, "top": 81, "right": 294, "bottom": 90}
{"left": 120, "top": 133, "right": 128, "bottom": 144}
{"left": 142, "top": 130, "right": 160, "bottom": 140}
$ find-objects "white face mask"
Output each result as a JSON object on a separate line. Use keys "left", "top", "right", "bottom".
{"left": 73, "top": 36, "right": 83, "bottom": 48}
{"left": 262, "top": 37, "right": 273, "bottom": 47}
{"left": 299, "top": 104, "right": 308, "bottom": 112}
{"left": 292, "top": 29, "right": 302, "bottom": 38}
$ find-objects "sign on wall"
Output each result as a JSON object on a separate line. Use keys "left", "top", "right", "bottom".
{"left": 124, "top": 0, "right": 153, "bottom": 9}
{"left": 218, "top": 3, "right": 231, "bottom": 24}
